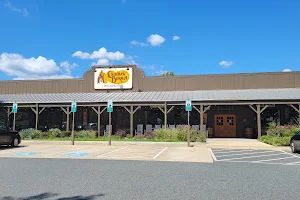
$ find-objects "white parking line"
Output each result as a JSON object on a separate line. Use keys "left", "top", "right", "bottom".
{"left": 42, "top": 147, "right": 85, "bottom": 156}
{"left": 96, "top": 146, "right": 129, "bottom": 157}
{"left": 217, "top": 153, "right": 284, "bottom": 161}
{"left": 213, "top": 149, "right": 255, "bottom": 154}
{"left": 278, "top": 150, "right": 300, "bottom": 159}
{"left": 210, "top": 148, "right": 217, "bottom": 161}
{"left": 153, "top": 147, "right": 168, "bottom": 159}
{"left": 252, "top": 156, "right": 295, "bottom": 163}
{"left": 217, "top": 150, "right": 274, "bottom": 157}
{"left": 286, "top": 161, "right": 300, "bottom": 165}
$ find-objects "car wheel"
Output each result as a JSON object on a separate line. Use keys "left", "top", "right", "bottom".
{"left": 11, "top": 138, "right": 19, "bottom": 147}
{"left": 291, "top": 140, "right": 298, "bottom": 153}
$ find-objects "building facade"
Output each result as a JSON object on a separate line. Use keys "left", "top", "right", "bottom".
{"left": 0, "top": 65, "right": 299, "bottom": 138}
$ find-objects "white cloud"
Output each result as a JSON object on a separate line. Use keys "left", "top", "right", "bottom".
{"left": 129, "top": 40, "right": 148, "bottom": 47}
{"left": 172, "top": 36, "right": 180, "bottom": 40}
{"left": 92, "top": 59, "right": 110, "bottom": 66}
{"left": 219, "top": 61, "right": 234, "bottom": 68}
{"left": 147, "top": 34, "right": 166, "bottom": 46}
{"left": 60, "top": 61, "right": 78, "bottom": 75}
{"left": 123, "top": 56, "right": 137, "bottom": 65}
{"left": 4, "top": 0, "right": 28, "bottom": 16}
{"left": 0, "top": 53, "right": 75, "bottom": 80}
{"left": 282, "top": 68, "right": 292, "bottom": 72}
{"left": 13, "top": 75, "right": 73, "bottom": 80}
{"left": 141, "top": 65, "right": 168, "bottom": 75}
{"left": 72, "top": 47, "right": 125, "bottom": 61}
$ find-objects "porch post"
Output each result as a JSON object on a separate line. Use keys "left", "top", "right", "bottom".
{"left": 123, "top": 106, "right": 140, "bottom": 137}
{"left": 200, "top": 105, "right": 204, "bottom": 127}
{"left": 288, "top": 104, "right": 300, "bottom": 127}
{"left": 36, "top": 104, "right": 38, "bottom": 130}
{"left": 66, "top": 107, "right": 70, "bottom": 131}
{"left": 92, "top": 106, "right": 106, "bottom": 137}
{"left": 98, "top": 106, "right": 101, "bottom": 137}
{"left": 130, "top": 106, "right": 134, "bottom": 137}
{"left": 13, "top": 112, "right": 16, "bottom": 131}
{"left": 164, "top": 102, "right": 167, "bottom": 129}
{"left": 249, "top": 104, "right": 268, "bottom": 138}
{"left": 30, "top": 104, "right": 39, "bottom": 130}
{"left": 256, "top": 105, "right": 261, "bottom": 138}
{"left": 7, "top": 108, "right": 11, "bottom": 127}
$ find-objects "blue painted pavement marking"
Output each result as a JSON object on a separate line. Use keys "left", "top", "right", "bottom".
{"left": 62, "top": 152, "right": 90, "bottom": 157}
{"left": 14, "top": 152, "right": 40, "bottom": 156}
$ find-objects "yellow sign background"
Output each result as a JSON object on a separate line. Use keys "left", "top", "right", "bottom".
{"left": 97, "top": 69, "right": 130, "bottom": 84}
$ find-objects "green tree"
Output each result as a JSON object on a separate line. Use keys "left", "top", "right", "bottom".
{"left": 161, "top": 71, "right": 175, "bottom": 76}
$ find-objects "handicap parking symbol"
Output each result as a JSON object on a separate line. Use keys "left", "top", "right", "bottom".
{"left": 14, "top": 152, "right": 40, "bottom": 156}
{"left": 63, "top": 152, "right": 90, "bottom": 157}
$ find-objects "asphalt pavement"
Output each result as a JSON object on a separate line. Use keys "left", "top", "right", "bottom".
{"left": 0, "top": 157, "right": 299, "bottom": 200}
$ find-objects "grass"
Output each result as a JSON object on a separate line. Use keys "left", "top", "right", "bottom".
{"left": 23, "top": 137, "right": 189, "bottom": 142}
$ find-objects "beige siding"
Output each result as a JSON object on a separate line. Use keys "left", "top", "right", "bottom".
{"left": 0, "top": 65, "right": 299, "bottom": 94}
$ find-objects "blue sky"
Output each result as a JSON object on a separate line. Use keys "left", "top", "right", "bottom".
{"left": 0, "top": 0, "right": 299, "bottom": 80}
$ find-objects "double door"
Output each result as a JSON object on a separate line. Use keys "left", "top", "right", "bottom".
{"left": 214, "top": 114, "right": 236, "bottom": 137}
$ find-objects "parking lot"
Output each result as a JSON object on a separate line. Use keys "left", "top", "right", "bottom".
{"left": 211, "top": 148, "right": 300, "bottom": 166}
{"left": 0, "top": 142, "right": 213, "bottom": 163}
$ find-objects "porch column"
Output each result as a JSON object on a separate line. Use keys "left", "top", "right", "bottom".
{"left": 13, "top": 112, "right": 16, "bottom": 131}
{"left": 7, "top": 107, "right": 11, "bottom": 127}
{"left": 289, "top": 104, "right": 300, "bottom": 126}
{"left": 193, "top": 105, "right": 211, "bottom": 133}
{"left": 249, "top": 104, "right": 269, "bottom": 138}
{"left": 92, "top": 106, "right": 107, "bottom": 137}
{"left": 61, "top": 107, "right": 71, "bottom": 131}
{"left": 158, "top": 103, "right": 174, "bottom": 129}
{"left": 124, "top": 106, "right": 140, "bottom": 137}
{"left": 30, "top": 103, "right": 40, "bottom": 130}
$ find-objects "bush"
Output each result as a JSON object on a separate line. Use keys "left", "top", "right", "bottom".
{"left": 48, "top": 128, "right": 61, "bottom": 138}
{"left": 144, "top": 133, "right": 155, "bottom": 139}
{"left": 260, "top": 135, "right": 291, "bottom": 146}
{"left": 134, "top": 134, "right": 145, "bottom": 139}
{"left": 75, "top": 130, "right": 97, "bottom": 138}
{"left": 19, "top": 128, "right": 41, "bottom": 139}
{"left": 40, "top": 132, "right": 48, "bottom": 139}
{"left": 125, "top": 134, "right": 133, "bottom": 139}
{"left": 60, "top": 131, "right": 71, "bottom": 138}
{"left": 153, "top": 128, "right": 206, "bottom": 142}
{"left": 196, "top": 133, "right": 207, "bottom": 142}
{"left": 115, "top": 130, "right": 127, "bottom": 138}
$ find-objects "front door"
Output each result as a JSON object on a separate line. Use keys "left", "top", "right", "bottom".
{"left": 214, "top": 114, "right": 236, "bottom": 137}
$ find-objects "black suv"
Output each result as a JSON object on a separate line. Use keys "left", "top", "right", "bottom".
{"left": 290, "top": 131, "right": 300, "bottom": 153}
{"left": 0, "top": 122, "right": 21, "bottom": 147}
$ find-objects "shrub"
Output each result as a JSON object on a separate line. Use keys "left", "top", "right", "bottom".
{"left": 48, "top": 128, "right": 61, "bottom": 138}
{"left": 176, "top": 130, "right": 187, "bottom": 141}
{"left": 76, "top": 130, "right": 97, "bottom": 138}
{"left": 19, "top": 128, "right": 41, "bottom": 139}
{"left": 134, "top": 134, "right": 145, "bottom": 139}
{"left": 125, "top": 134, "right": 133, "bottom": 139}
{"left": 115, "top": 130, "right": 127, "bottom": 138}
{"left": 260, "top": 135, "right": 291, "bottom": 146}
{"left": 196, "top": 133, "right": 206, "bottom": 142}
{"left": 154, "top": 128, "right": 179, "bottom": 140}
{"left": 190, "top": 130, "right": 199, "bottom": 142}
{"left": 60, "top": 131, "right": 71, "bottom": 138}
{"left": 40, "top": 132, "right": 49, "bottom": 139}
{"left": 144, "top": 133, "right": 155, "bottom": 139}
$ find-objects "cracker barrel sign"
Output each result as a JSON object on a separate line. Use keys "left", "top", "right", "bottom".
{"left": 94, "top": 68, "right": 133, "bottom": 89}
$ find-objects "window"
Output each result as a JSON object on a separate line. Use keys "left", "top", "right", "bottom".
{"left": 216, "top": 116, "right": 224, "bottom": 126}
{"left": 227, "top": 116, "right": 234, "bottom": 126}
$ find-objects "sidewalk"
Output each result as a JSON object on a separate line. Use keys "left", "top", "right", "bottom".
{"left": 206, "top": 138, "right": 291, "bottom": 151}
